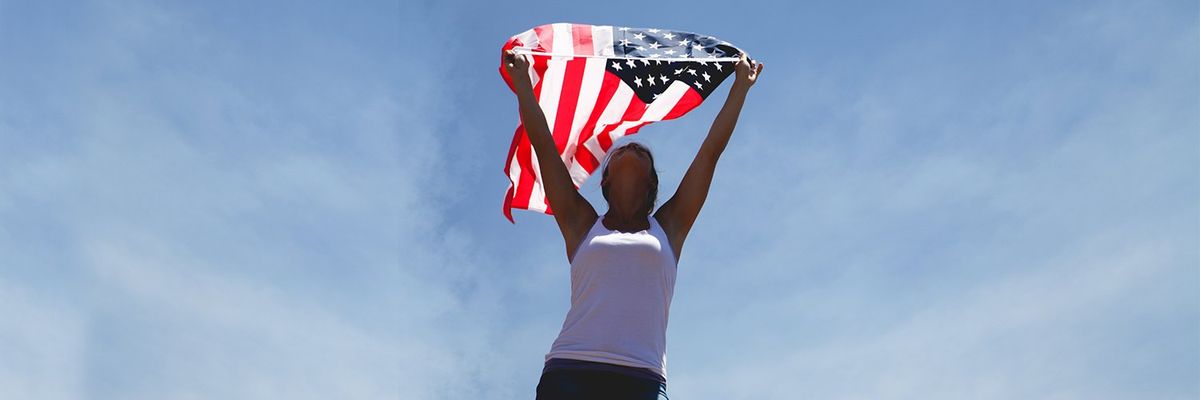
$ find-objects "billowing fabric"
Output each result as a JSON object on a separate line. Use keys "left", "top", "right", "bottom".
{"left": 499, "top": 23, "right": 742, "bottom": 222}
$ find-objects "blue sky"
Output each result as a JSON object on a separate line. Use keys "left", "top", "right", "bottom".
{"left": 1, "top": 0, "right": 1196, "bottom": 398}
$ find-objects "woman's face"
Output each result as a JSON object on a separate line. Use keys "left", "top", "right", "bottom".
{"left": 603, "top": 148, "right": 653, "bottom": 215}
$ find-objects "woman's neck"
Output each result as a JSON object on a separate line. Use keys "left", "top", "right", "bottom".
{"left": 603, "top": 209, "right": 650, "bottom": 232}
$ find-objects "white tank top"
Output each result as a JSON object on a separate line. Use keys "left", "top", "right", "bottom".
{"left": 545, "top": 216, "right": 678, "bottom": 380}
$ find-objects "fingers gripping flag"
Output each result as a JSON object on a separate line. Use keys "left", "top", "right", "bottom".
{"left": 499, "top": 23, "right": 742, "bottom": 222}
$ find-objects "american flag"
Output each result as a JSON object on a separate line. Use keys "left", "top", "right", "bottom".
{"left": 499, "top": 23, "right": 742, "bottom": 222}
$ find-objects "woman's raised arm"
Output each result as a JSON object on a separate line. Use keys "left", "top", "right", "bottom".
{"left": 655, "top": 54, "right": 763, "bottom": 260}
{"left": 503, "top": 50, "right": 598, "bottom": 261}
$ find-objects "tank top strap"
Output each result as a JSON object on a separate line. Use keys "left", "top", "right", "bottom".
{"left": 648, "top": 216, "right": 678, "bottom": 265}
{"left": 584, "top": 215, "right": 606, "bottom": 237}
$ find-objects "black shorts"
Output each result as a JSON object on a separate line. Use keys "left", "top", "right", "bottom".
{"left": 535, "top": 358, "right": 669, "bottom": 400}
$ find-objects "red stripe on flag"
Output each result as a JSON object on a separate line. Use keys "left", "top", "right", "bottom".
{"left": 512, "top": 128, "right": 535, "bottom": 211}
{"left": 498, "top": 38, "right": 520, "bottom": 94}
{"left": 599, "top": 96, "right": 648, "bottom": 153}
{"left": 662, "top": 88, "right": 703, "bottom": 120}
{"left": 616, "top": 87, "right": 701, "bottom": 138}
{"left": 552, "top": 59, "right": 586, "bottom": 153}
{"left": 574, "top": 71, "right": 622, "bottom": 172}
{"left": 572, "top": 24, "right": 594, "bottom": 56}
{"left": 530, "top": 25, "right": 553, "bottom": 79}
{"left": 508, "top": 62, "right": 555, "bottom": 218}
{"left": 503, "top": 182, "right": 516, "bottom": 222}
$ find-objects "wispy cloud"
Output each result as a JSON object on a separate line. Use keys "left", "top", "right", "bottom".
{"left": 658, "top": 1, "right": 1199, "bottom": 398}
{"left": 0, "top": 0, "right": 503, "bottom": 398}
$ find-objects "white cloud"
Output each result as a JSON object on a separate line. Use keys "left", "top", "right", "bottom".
{"left": 0, "top": 283, "right": 86, "bottom": 400}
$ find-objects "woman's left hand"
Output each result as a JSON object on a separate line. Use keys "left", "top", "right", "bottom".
{"left": 734, "top": 53, "right": 764, "bottom": 89}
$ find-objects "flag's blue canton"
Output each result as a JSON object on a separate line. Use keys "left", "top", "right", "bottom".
{"left": 612, "top": 27, "right": 739, "bottom": 60}
{"left": 607, "top": 27, "right": 741, "bottom": 103}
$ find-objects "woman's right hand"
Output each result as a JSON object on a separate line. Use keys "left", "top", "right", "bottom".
{"left": 503, "top": 49, "right": 534, "bottom": 94}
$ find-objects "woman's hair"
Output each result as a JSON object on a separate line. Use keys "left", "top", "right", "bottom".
{"left": 600, "top": 142, "right": 659, "bottom": 216}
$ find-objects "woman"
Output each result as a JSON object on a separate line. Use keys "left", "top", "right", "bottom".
{"left": 503, "top": 48, "right": 763, "bottom": 399}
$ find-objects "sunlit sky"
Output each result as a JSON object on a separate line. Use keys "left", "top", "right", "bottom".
{"left": 1, "top": 0, "right": 1197, "bottom": 398}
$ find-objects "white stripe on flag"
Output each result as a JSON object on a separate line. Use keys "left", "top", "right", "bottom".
{"left": 550, "top": 22, "right": 573, "bottom": 54}
{"left": 507, "top": 153, "right": 521, "bottom": 203}
{"left": 591, "top": 25, "right": 614, "bottom": 57}
{"left": 641, "top": 80, "right": 690, "bottom": 120}
{"left": 567, "top": 151, "right": 590, "bottom": 186}
{"left": 581, "top": 83, "right": 634, "bottom": 170}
